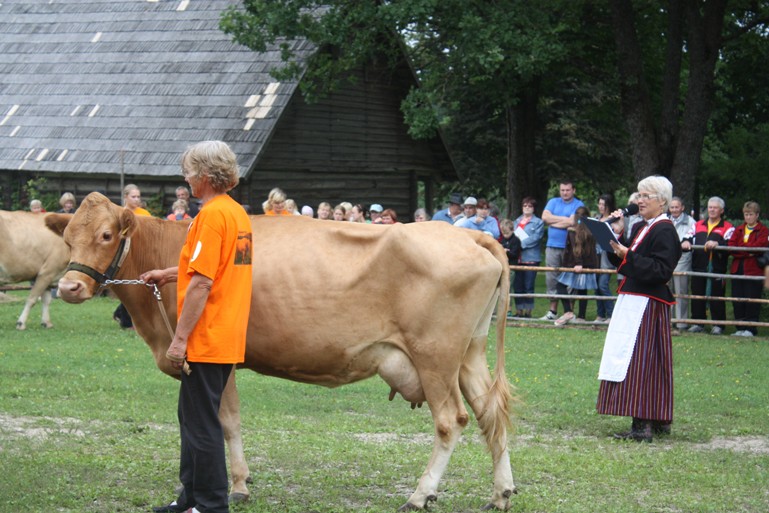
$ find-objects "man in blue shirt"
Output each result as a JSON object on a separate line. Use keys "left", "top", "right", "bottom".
{"left": 540, "top": 180, "right": 584, "bottom": 320}
{"left": 432, "top": 192, "right": 465, "bottom": 224}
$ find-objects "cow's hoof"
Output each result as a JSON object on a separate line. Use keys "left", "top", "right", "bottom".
{"left": 16, "top": 322, "right": 26, "bottom": 330}
{"left": 228, "top": 492, "right": 249, "bottom": 504}
{"left": 42, "top": 322, "right": 54, "bottom": 329}
{"left": 398, "top": 494, "right": 436, "bottom": 512}
{"left": 481, "top": 488, "right": 517, "bottom": 511}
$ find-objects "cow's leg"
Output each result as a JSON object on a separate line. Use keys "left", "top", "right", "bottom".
{"left": 219, "top": 369, "right": 251, "bottom": 503}
{"left": 400, "top": 379, "right": 467, "bottom": 511}
{"left": 16, "top": 281, "right": 51, "bottom": 330}
{"left": 459, "top": 336, "right": 515, "bottom": 511}
{"left": 39, "top": 288, "right": 54, "bottom": 328}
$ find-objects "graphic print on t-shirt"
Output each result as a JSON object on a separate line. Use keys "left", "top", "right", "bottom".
{"left": 235, "top": 231, "right": 252, "bottom": 265}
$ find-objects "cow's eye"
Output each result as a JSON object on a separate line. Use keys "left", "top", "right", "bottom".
{"left": 102, "top": 232, "right": 113, "bottom": 242}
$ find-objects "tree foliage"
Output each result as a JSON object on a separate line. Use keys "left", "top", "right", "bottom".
{"left": 221, "top": 0, "right": 769, "bottom": 218}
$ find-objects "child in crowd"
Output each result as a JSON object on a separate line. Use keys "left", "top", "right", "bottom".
{"left": 555, "top": 206, "right": 599, "bottom": 326}
{"left": 166, "top": 199, "right": 191, "bottom": 220}
{"left": 499, "top": 219, "right": 522, "bottom": 318}
{"left": 29, "top": 199, "right": 45, "bottom": 213}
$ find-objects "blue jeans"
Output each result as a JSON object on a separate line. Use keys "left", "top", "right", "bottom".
{"left": 596, "top": 273, "right": 614, "bottom": 318}
{"left": 513, "top": 263, "right": 538, "bottom": 311}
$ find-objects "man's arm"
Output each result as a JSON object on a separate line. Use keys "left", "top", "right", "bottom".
{"left": 542, "top": 209, "right": 574, "bottom": 229}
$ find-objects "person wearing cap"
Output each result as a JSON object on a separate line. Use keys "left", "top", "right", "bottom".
{"left": 432, "top": 192, "right": 465, "bottom": 224}
{"left": 369, "top": 203, "right": 383, "bottom": 223}
{"left": 455, "top": 198, "right": 500, "bottom": 238}
{"left": 461, "top": 196, "right": 478, "bottom": 221}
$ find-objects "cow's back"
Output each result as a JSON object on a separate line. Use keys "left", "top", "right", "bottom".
{"left": 244, "top": 216, "right": 505, "bottom": 383}
{"left": 0, "top": 210, "right": 70, "bottom": 283}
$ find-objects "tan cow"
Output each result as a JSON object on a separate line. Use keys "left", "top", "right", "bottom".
{"left": 0, "top": 210, "right": 70, "bottom": 330}
{"left": 46, "top": 192, "right": 516, "bottom": 511}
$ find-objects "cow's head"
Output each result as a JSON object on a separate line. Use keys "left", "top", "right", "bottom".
{"left": 45, "top": 192, "right": 139, "bottom": 303}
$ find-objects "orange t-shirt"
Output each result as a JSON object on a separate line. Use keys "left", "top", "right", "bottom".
{"left": 177, "top": 194, "right": 253, "bottom": 363}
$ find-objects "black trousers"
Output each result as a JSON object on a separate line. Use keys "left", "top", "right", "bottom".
{"left": 690, "top": 273, "right": 726, "bottom": 329}
{"left": 176, "top": 363, "right": 234, "bottom": 513}
{"left": 732, "top": 276, "right": 763, "bottom": 335}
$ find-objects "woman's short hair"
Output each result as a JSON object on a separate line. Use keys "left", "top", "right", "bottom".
{"left": 59, "top": 192, "right": 76, "bottom": 208}
{"left": 181, "top": 140, "right": 239, "bottom": 194}
{"left": 637, "top": 175, "right": 673, "bottom": 208}
{"left": 743, "top": 201, "right": 760, "bottom": 214}
{"left": 499, "top": 218, "right": 514, "bottom": 231}
{"left": 476, "top": 198, "right": 490, "bottom": 209}
{"left": 521, "top": 196, "right": 537, "bottom": 209}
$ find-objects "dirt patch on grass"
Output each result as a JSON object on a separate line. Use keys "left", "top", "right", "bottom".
{"left": 693, "top": 436, "right": 769, "bottom": 454}
{"left": 0, "top": 413, "right": 86, "bottom": 441}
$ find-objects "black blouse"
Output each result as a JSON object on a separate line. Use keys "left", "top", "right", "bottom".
{"left": 608, "top": 218, "right": 682, "bottom": 304}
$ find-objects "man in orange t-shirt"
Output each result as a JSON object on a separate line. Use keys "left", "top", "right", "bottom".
{"left": 142, "top": 141, "right": 252, "bottom": 513}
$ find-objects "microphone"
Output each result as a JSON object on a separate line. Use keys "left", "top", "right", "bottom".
{"left": 604, "top": 203, "right": 639, "bottom": 225}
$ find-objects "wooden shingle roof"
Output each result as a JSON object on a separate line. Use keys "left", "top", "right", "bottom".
{"left": 0, "top": 0, "right": 315, "bottom": 177}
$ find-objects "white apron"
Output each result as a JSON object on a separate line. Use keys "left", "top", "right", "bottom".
{"left": 598, "top": 294, "right": 648, "bottom": 382}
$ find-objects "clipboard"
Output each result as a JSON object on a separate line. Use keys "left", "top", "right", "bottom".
{"left": 583, "top": 217, "right": 619, "bottom": 253}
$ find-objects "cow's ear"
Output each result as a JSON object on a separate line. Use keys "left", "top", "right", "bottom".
{"left": 45, "top": 213, "right": 72, "bottom": 237}
{"left": 118, "top": 208, "right": 139, "bottom": 238}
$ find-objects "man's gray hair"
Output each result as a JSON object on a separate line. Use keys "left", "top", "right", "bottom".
{"left": 708, "top": 196, "right": 725, "bottom": 210}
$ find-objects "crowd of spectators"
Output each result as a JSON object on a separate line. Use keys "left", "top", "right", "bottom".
{"left": 27, "top": 181, "right": 768, "bottom": 335}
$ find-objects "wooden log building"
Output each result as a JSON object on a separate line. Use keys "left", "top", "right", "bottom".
{"left": 0, "top": 0, "right": 457, "bottom": 217}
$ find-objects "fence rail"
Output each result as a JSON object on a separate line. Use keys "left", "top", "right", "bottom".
{"left": 508, "top": 261, "right": 769, "bottom": 331}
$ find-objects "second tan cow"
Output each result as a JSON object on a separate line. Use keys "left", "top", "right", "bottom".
{"left": 46, "top": 192, "right": 516, "bottom": 511}
{"left": 0, "top": 210, "right": 70, "bottom": 329}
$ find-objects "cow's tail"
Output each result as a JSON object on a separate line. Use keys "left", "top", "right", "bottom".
{"left": 474, "top": 233, "right": 516, "bottom": 454}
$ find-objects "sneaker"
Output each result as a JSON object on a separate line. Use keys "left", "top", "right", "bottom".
{"left": 687, "top": 325, "right": 704, "bottom": 333}
{"left": 554, "top": 312, "right": 575, "bottom": 326}
{"left": 572, "top": 317, "right": 587, "bottom": 324}
{"left": 732, "top": 330, "right": 747, "bottom": 337}
{"left": 595, "top": 316, "right": 606, "bottom": 323}
{"left": 710, "top": 326, "right": 723, "bottom": 335}
{"left": 743, "top": 331, "right": 754, "bottom": 337}
{"left": 539, "top": 311, "right": 557, "bottom": 321}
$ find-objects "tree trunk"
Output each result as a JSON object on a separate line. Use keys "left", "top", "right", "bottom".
{"left": 505, "top": 83, "right": 540, "bottom": 220}
{"left": 609, "top": 0, "right": 660, "bottom": 183}
{"left": 670, "top": 0, "right": 727, "bottom": 209}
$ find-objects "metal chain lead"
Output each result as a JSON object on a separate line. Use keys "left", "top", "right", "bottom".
{"left": 104, "top": 279, "right": 163, "bottom": 301}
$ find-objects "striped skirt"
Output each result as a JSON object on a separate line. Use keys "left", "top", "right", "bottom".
{"left": 596, "top": 298, "right": 674, "bottom": 421}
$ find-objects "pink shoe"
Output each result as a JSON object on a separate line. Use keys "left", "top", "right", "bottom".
{"left": 555, "top": 312, "right": 574, "bottom": 326}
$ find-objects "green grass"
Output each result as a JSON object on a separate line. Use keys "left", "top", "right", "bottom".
{"left": 0, "top": 292, "right": 768, "bottom": 512}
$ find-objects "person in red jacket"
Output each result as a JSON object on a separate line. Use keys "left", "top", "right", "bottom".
{"left": 728, "top": 201, "right": 769, "bottom": 337}
{"left": 688, "top": 197, "right": 735, "bottom": 335}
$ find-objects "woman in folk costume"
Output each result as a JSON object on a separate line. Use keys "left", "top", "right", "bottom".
{"left": 597, "top": 176, "right": 682, "bottom": 442}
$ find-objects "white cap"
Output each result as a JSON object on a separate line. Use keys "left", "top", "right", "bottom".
{"left": 463, "top": 196, "right": 477, "bottom": 206}
{"left": 369, "top": 204, "right": 383, "bottom": 213}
